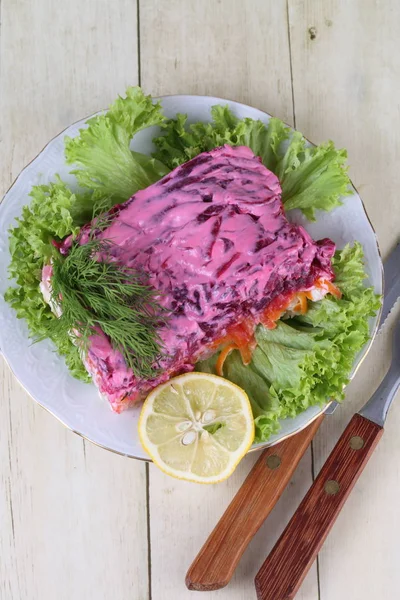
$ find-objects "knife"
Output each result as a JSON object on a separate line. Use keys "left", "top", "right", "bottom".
{"left": 255, "top": 243, "right": 400, "bottom": 600}
{"left": 186, "top": 242, "right": 399, "bottom": 592}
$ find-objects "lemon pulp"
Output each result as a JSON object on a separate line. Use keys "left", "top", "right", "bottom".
{"left": 138, "top": 372, "right": 255, "bottom": 483}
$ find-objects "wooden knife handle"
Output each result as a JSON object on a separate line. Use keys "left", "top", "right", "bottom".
{"left": 185, "top": 414, "right": 324, "bottom": 592}
{"left": 255, "top": 413, "right": 384, "bottom": 600}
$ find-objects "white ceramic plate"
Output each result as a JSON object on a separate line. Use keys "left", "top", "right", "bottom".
{"left": 0, "top": 95, "right": 383, "bottom": 459}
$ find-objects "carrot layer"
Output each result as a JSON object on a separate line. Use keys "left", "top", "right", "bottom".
{"left": 216, "top": 344, "right": 238, "bottom": 376}
{"left": 214, "top": 279, "right": 341, "bottom": 376}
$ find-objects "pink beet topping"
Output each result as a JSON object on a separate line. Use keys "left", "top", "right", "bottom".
{"left": 54, "top": 145, "right": 335, "bottom": 410}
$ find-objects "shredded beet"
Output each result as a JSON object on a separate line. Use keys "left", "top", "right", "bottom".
{"left": 53, "top": 145, "right": 335, "bottom": 411}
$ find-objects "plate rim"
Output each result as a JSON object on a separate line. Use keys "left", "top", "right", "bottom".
{"left": 0, "top": 94, "right": 384, "bottom": 460}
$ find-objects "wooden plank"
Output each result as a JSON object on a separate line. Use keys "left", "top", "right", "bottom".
{"left": 0, "top": 367, "right": 149, "bottom": 600}
{"left": 140, "top": 1, "right": 319, "bottom": 598}
{"left": 0, "top": 1, "right": 149, "bottom": 599}
{"left": 139, "top": 0, "right": 294, "bottom": 122}
{"left": 288, "top": 1, "right": 400, "bottom": 598}
{"left": 148, "top": 453, "right": 318, "bottom": 600}
{"left": 288, "top": 0, "right": 400, "bottom": 258}
{"left": 0, "top": 0, "right": 139, "bottom": 190}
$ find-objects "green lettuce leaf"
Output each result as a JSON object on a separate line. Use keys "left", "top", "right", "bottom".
{"left": 197, "top": 243, "right": 381, "bottom": 442}
{"left": 5, "top": 179, "right": 93, "bottom": 380}
{"left": 4, "top": 87, "right": 370, "bottom": 408}
{"left": 65, "top": 87, "right": 169, "bottom": 207}
{"left": 277, "top": 135, "right": 351, "bottom": 220}
{"left": 6, "top": 88, "right": 174, "bottom": 381}
{"left": 151, "top": 113, "right": 211, "bottom": 168}
{"left": 152, "top": 110, "right": 289, "bottom": 171}
{"left": 153, "top": 105, "right": 350, "bottom": 219}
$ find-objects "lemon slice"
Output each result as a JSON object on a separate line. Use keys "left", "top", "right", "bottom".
{"left": 138, "top": 372, "right": 255, "bottom": 483}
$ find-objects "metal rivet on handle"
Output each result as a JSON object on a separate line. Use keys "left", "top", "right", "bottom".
{"left": 324, "top": 480, "right": 340, "bottom": 495}
{"left": 349, "top": 436, "right": 365, "bottom": 450}
{"left": 266, "top": 455, "right": 281, "bottom": 470}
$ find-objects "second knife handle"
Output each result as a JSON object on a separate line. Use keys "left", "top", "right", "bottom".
{"left": 186, "top": 414, "right": 324, "bottom": 592}
{"left": 255, "top": 413, "right": 384, "bottom": 600}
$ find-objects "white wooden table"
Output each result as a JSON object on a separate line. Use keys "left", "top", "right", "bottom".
{"left": 1, "top": 2, "right": 400, "bottom": 599}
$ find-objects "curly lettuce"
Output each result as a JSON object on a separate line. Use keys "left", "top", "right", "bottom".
{"left": 5, "top": 180, "right": 92, "bottom": 380}
{"left": 5, "top": 87, "right": 171, "bottom": 379}
{"left": 5, "top": 86, "right": 376, "bottom": 427}
{"left": 153, "top": 106, "right": 351, "bottom": 220}
{"left": 65, "top": 86, "right": 169, "bottom": 208}
{"left": 197, "top": 243, "right": 381, "bottom": 442}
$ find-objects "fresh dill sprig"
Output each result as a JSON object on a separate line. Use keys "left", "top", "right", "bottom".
{"left": 46, "top": 237, "right": 167, "bottom": 379}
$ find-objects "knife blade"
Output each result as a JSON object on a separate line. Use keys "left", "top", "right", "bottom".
{"left": 380, "top": 241, "right": 400, "bottom": 325}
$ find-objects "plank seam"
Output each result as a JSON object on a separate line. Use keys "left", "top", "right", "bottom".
{"left": 285, "top": 0, "right": 297, "bottom": 128}
{"left": 311, "top": 440, "right": 321, "bottom": 600}
{"left": 288, "top": 4, "right": 319, "bottom": 593}
{"left": 82, "top": 439, "right": 87, "bottom": 467}
{"left": 137, "top": 0, "right": 142, "bottom": 86}
{"left": 145, "top": 462, "right": 152, "bottom": 600}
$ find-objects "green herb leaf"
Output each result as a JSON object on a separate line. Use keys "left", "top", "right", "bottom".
{"left": 47, "top": 237, "right": 168, "bottom": 379}
{"left": 203, "top": 422, "right": 224, "bottom": 435}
